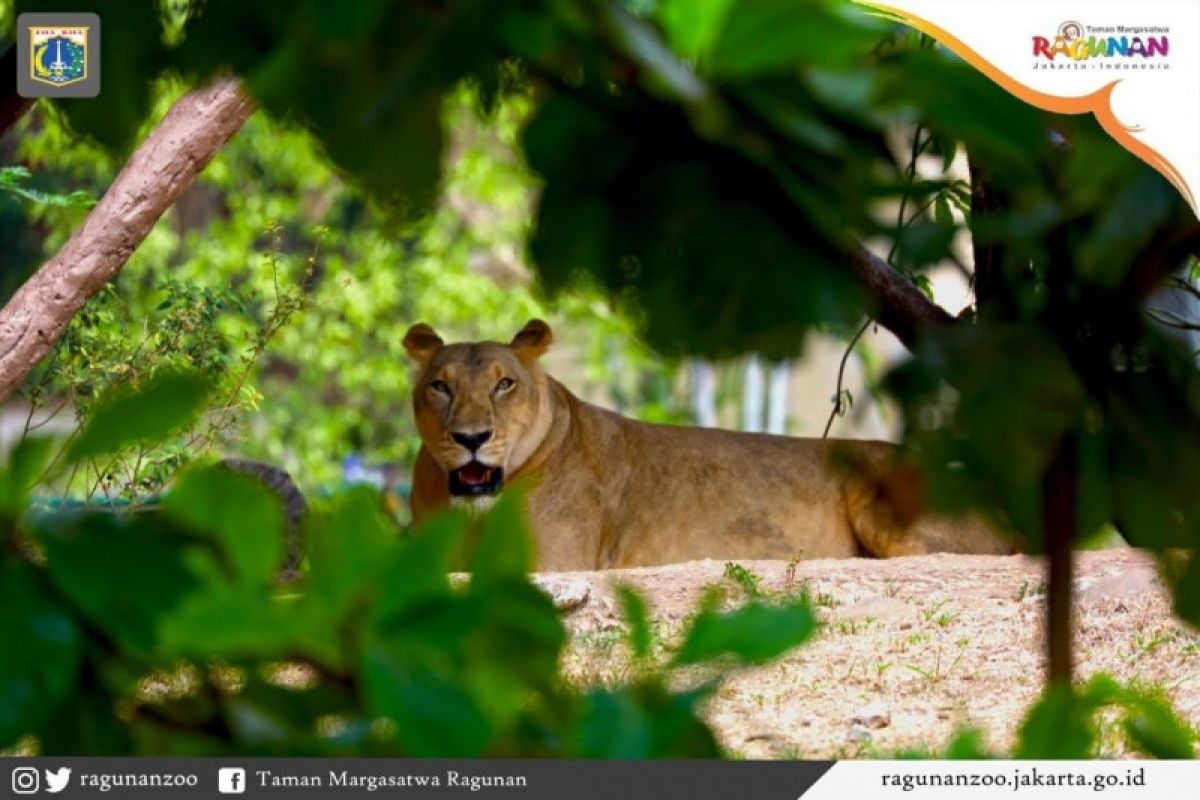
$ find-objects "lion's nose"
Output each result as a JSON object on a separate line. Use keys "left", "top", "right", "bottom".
{"left": 452, "top": 429, "right": 492, "bottom": 452}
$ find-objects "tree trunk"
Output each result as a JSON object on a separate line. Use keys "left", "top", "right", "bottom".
{"left": 1043, "top": 440, "right": 1077, "bottom": 686}
{"left": 0, "top": 77, "right": 256, "bottom": 400}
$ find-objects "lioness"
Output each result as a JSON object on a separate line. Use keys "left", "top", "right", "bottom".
{"left": 405, "top": 320, "right": 1017, "bottom": 570}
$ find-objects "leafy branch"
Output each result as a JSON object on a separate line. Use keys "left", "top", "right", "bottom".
{"left": 0, "top": 166, "right": 94, "bottom": 209}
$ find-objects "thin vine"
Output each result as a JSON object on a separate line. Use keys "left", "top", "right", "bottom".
{"left": 822, "top": 124, "right": 944, "bottom": 437}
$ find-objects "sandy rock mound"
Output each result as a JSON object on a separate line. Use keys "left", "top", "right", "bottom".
{"left": 544, "top": 549, "right": 1199, "bottom": 758}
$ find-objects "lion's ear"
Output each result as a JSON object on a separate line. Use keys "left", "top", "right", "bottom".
{"left": 403, "top": 323, "right": 444, "bottom": 365}
{"left": 510, "top": 319, "right": 553, "bottom": 365}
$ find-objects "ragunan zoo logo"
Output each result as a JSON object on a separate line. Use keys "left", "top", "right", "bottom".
{"left": 29, "top": 25, "right": 88, "bottom": 87}
{"left": 1033, "top": 20, "right": 1170, "bottom": 67}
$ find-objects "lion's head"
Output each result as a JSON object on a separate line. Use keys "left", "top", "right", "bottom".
{"left": 403, "top": 319, "right": 555, "bottom": 507}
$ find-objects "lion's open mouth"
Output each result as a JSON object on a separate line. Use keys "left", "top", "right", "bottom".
{"left": 449, "top": 461, "right": 504, "bottom": 497}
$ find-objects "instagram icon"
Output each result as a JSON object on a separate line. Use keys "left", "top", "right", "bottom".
{"left": 11, "top": 767, "right": 40, "bottom": 794}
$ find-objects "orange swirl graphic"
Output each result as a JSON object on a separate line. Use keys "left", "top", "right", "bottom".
{"left": 859, "top": 1, "right": 1196, "bottom": 210}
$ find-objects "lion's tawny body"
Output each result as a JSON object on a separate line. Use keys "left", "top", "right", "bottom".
{"left": 405, "top": 323, "right": 1017, "bottom": 570}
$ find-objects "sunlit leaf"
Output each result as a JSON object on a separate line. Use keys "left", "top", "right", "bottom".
{"left": 673, "top": 597, "right": 815, "bottom": 666}
{"left": 164, "top": 465, "right": 285, "bottom": 585}
{"left": 0, "top": 436, "right": 54, "bottom": 514}
{"left": 305, "top": 487, "right": 395, "bottom": 619}
{"left": 618, "top": 585, "right": 653, "bottom": 660}
{"left": 470, "top": 489, "right": 532, "bottom": 587}
{"left": 68, "top": 370, "right": 212, "bottom": 462}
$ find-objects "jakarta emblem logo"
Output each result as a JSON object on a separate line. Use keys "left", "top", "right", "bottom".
{"left": 29, "top": 26, "right": 88, "bottom": 87}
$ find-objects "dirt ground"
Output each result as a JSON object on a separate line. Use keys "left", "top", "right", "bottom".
{"left": 537, "top": 549, "right": 1200, "bottom": 758}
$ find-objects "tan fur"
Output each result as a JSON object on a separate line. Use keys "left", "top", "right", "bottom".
{"left": 406, "top": 321, "right": 1018, "bottom": 570}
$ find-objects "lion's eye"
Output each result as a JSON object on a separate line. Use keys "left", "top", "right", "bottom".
{"left": 429, "top": 379, "right": 451, "bottom": 396}
{"left": 495, "top": 377, "right": 515, "bottom": 393}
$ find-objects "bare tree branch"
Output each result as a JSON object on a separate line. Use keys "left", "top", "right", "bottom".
{"left": 847, "top": 246, "right": 956, "bottom": 348}
{"left": 0, "top": 77, "right": 256, "bottom": 400}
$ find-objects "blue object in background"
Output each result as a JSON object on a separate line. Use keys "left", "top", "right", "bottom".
{"left": 341, "top": 453, "right": 388, "bottom": 489}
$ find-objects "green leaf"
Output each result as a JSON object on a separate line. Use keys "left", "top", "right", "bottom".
{"left": 876, "top": 49, "right": 1049, "bottom": 183}
{"left": 578, "top": 689, "right": 652, "bottom": 757}
{"left": 707, "top": 0, "right": 883, "bottom": 76}
{"left": 38, "top": 512, "right": 202, "bottom": 654}
{"left": 894, "top": 220, "right": 956, "bottom": 269}
{"left": 164, "top": 465, "right": 285, "bottom": 585}
{"left": 672, "top": 597, "right": 815, "bottom": 666}
{"left": 1015, "top": 683, "right": 1096, "bottom": 758}
{"left": 175, "top": 1, "right": 502, "bottom": 217}
{"left": 523, "top": 72, "right": 881, "bottom": 361}
{"left": 0, "top": 561, "right": 83, "bottom": 747}
{"left": 68, "top": 370, "right": 212, "bottom": 462}
{"left": 375, "top": 508, "right": 469, "bottom": 621}
{"left": 1121, "top": 693, "right": 1196, "bottom": 758}
{"left": 657, "top": 0, "right": 735, "bottom": 60}
{"left": 1080, "top": 676, "right": 1196, "bottom": 759}
{"left": 1075, "top": 428, "right": 1113, "bottom": 543}
{"left": 1016, "top": 676, "right": 1196, "bottom": 759}
{"left": 943, "top": 728, "right": 993, "bottom": 759}
{"left": 0, "top": 168, "right": 95, "bottom": 208}
{"left": 469, "top": 581, "right": 565, "bottom": 692}
{"left": 369, "top": 565, "right": 564, "bottom": 744}
{"left": 470, "top": 489, "right": 532, "bottom": 587}
{"left": 0, "top": 165, "right": 31, "bottom": 185}
{"left": 159, "top": 589, "right": 305, "bottom": 660}
{"left": 305, "top": 487, "right": 395, "bottom": 619}
{"left": 1074, "top": 154, "right": 1177, "bottom": 287}
{"left": 579, "top": 683, "right": 720, "bottom": 758}
{"left": 885, "top": 324, "right": 1085, "bottom": 538}
{"left": 935, "top": 135, "right": 958, "bottom": 173}
{"left": 1, "top": 435, "right": 54, "bottom": 514}
{"left": 43, "top": 0, "right": 170, "bottom": 152}
{"left": 934, "top": 194, "right": 954, "bottom": 228}
{"left": 223, "top": 677, "right": 357, "bottom": 753}
{"left": 618, "top": 585, "right": 653, "bottom": 660}
{"left": 1171, "top": 552, "right": 1200, "bottom": 626}
{"left": 37, "top": 671, "right": 131, "bottom": 756}
{"left": 362, "top": 645, "right": 492, "bottom": 757}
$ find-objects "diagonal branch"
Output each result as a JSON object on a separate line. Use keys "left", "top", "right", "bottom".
{"left": 847, "top": 245, "right": 956, "bottom": 349}
{"left": 0, "top": 77, "right": 256, "bottom": 401}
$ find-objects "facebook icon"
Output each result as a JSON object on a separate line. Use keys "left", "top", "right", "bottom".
{"left": 218, "top": 767, "right": 246, "bottom": 794}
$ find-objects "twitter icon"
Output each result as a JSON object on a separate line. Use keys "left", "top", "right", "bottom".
{"left": 44, "top": 767, "right": 71, "bottom": 793}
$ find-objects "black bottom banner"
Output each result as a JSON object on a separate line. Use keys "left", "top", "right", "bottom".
{"left": 6, "top": 758, "right": 1198, "bottom": 799}
{"left": 3, "top": 759, "right": 834, "bottom": 800}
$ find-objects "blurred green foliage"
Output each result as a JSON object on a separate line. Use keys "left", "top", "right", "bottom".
{"left": 1015, "top": 677, "right": 1195, "bottom": 760}
{"left": 0, "top": 372, "right": 817, "bottom": 755}
{"left": 1, "top": 379, "right": 1191, "bottom": 757}
{"left": 899, "top": 674, "right": 1198, "bottom": 759}
{"left": 0, "top": 166, "right": 93, "bottom": 209}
